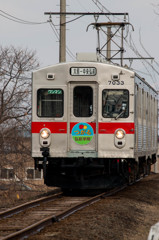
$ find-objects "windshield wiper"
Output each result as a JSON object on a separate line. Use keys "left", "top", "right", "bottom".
{"left": 115, "top": 110, "right": 125, "bottom": 120}
{"left": 115, "top": 102, "right": 126, "bottom": 120}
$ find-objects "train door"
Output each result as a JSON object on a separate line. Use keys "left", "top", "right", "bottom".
{"left": 68, "top": 82, "right": 98, "bottom": 156}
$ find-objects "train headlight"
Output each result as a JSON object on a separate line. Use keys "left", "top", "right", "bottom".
{"left": 40, "top": 129, "right": 50, "bottom": 139}
{"left": 115, "top": 129, "right": 125, "bottom": 139}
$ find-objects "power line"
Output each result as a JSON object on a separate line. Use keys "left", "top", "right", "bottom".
{"left": 91, "top": 0, "right": 159, "bottom": 88}
{"left": 61, "top": 14, "right": 85, "bottom": 25}
{"left": 52, "top": 14, "right": 85, "bottom": 26}
{"left": 139, "top": 29, "right": 159, "bottom": 69}
{"left": 127, "top": 33, "right": 159, "bottom": 89}
{"left": 134, "top": 69, "right": 153, "bottom": 76}
{"left": 75, "top": 0, "right": 88, "bottom": 12}
{"left": 0, "top": 8, "right": 75, "bottom": 60}
{"left": 49, "top": 21, "right": 75, "bottom": 60}
{"left": 49, "top": 22, "right": 60, "bottom": 40}
{"left": 91, "top": 0, "right": 111, "bottom": 21}
{"left": 0, "top": 9, "right": 48, "bottom": 25}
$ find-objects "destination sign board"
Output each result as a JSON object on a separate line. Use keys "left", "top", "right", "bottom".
{"left": 70, "top": 67, "right": 96, "bottom": 76}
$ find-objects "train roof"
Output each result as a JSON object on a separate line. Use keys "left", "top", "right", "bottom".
{"left": 33, "top": 53, "right": 157, "bottom": 95}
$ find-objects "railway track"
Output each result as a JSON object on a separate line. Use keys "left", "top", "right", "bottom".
{"left": 0, "top": 185, "right": 126, "bottom": 240}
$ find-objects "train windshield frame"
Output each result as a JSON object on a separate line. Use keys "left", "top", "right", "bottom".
{"left": 102, "top": 89, "right": 129, "bottom": 119}
{"left": 37, "top": 89, "right": 64, "bottom": 118}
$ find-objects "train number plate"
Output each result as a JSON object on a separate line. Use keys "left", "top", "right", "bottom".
{"left": 70, "top": 67, "right": 96, "bottom": 76}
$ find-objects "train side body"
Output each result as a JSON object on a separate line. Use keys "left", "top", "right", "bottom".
{"left": 32, "top": 61, "right": 158, "bottom": 189}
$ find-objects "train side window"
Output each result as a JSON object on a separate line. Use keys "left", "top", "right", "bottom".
{"left": 73, "top": 86, "right": 93, "bottom": 117}
{"left": 102, "top": 89, "right": 129, "bottom": 118}
{"left": 37, "top": 89, "right": 64, "bottom": 117}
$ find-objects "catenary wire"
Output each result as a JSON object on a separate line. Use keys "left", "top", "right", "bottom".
{"left": 75, "top": 0, "right": 88, "bottom": 11}
{"left": 91, "top": 0, "right": 111, "bottom": 21}
{"left": 53, "top": 14, "right": 85, "bottom": 26}
{"left": 0, "top": 9, "right": 48, "bottom": 25}
{"left": 91, "top": 0, "right": 159, "bottom": 89}
{"left": 49, "top": 21, "right": 75, "bottom": 60}
{"left": 127, "top": 32, "right": 159, "bottom": 89}
{"left": 0, "top": 8, "right": 75, "bottom": 60}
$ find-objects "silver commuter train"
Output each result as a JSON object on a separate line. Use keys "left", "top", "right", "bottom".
{"left": 32, "top": 53, "right": 158, "bottom": 189}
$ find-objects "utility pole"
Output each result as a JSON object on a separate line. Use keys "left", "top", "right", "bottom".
{"left": 60, "top": 0, "right": 66, "bottom": 62}
{"left": 107, "top": 26, "right": 111, "bottom": 61}
{"left": 120, "top": 25, "right": 124, "bottom": 67}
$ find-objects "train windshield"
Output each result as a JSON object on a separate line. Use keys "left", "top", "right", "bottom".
{"left": 102, "top": 89, "right": 129, "bottom": 118}
{"left": 37, "top": 89, "right": 63, "bottom": 117}
{"left": 73, "top": 86, "right": 93, "bottom": 117}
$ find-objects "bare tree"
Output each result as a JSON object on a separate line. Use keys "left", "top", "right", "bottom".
{"left": 0, "top": 46, "right": 39, "bottom": 181}
{"left": 0, "top": 46, "right": 39, "bottom": 125}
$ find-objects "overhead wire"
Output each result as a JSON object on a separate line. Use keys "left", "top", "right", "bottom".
{"left": 49, "top": 20, "right": 75, "bottom": 60}
{"left": 91, "top": 0, "right": 159, "bottom": 89}
{"left": 91, "top": 0, "right": 111, "bottom": 21}
{"left": 134, "top": 69, "right": 152, "bottom": 76}
{"left": 124, "top": 23, "right": 159, "bottom": 88}
{"left": 0, "top": 9, "right": 48, "bottom": 25}
{"left": 1, "top": 4, "right": 158, "bottom": 86}
{"left": 66, "top": 0, "right": 95, "bottom": 60}
{"left": 127, "top": 32, "right": 159, "bottom": 89}
{"left": 91, "top": 0, "right": 130, "bottom": 58}
{"left": 75, "top": 0, "right": 88, "bottom": 12}
{"left": 0, "top": 8, "right": 75, "bottom": 60}
{"left": 63, "top": 14, "right": 85, "bottom": 25}
{"left": 49, "top": 21, "right": 60, "bottom": 40}
{"left": 91, "top": 0, "right": 127, "bottom": 22}
{"left": 53, "top": 14, "right": 85, "bottom": 26}
{"left": 139, "top": 29, "right": 159, "bottom": 68}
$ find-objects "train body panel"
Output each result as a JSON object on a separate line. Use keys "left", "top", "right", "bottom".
{"left": 32, "top": 60, "right": 158, "bottom": 189}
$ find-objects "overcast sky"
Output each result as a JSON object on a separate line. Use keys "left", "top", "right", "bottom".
{"left": 0, "top": 0, "right": 159, "bottom": 88}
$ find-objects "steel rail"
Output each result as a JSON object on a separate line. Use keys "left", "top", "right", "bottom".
{"left": 1, "top": 185, "right": 126, "bottom": 240}
{"left": 0, "top": 191, "right": 62, "bottom": 219}
{"left": 54, "top": 186, "right": 127, "bottom": 222}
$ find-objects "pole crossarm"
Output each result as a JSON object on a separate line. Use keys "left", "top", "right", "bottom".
{"left": 86, "top": 22, "right": 134, "bottom": 32}
{"left": 113, "top": 58, "right": 154, "bottom": 60}
{"left": 44, "top": 12, "right": 129, "bottom": 16}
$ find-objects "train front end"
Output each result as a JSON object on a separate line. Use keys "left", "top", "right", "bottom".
{"left": 32, "top": 59, "right": 136, "bottom": 189}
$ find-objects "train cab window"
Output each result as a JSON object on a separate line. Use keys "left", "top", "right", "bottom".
{"left": 102, "top": 89, "right": 129, "bottom": 118}
{"left": 73, "top": 86, "right": 93, "bottom": 117}
{"left": 37, "top": 89, "right": 64, "bottom": 117}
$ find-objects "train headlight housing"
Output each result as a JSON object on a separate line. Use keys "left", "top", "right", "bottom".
{"left": 40, "top": 129, "right": 50, "bottom": 139}
{"left": 115, "top": 129, "right": 125, "bottom": 139}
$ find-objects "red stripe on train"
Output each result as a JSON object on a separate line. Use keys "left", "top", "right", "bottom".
{"left": 32, "top": 122, "right": 135, "bottom": 134}
{"left": 98, "top": 122, "right": 135, "bottom": 134}
{"left": 31, "top": 122, "right": 67, "bottom": 133}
